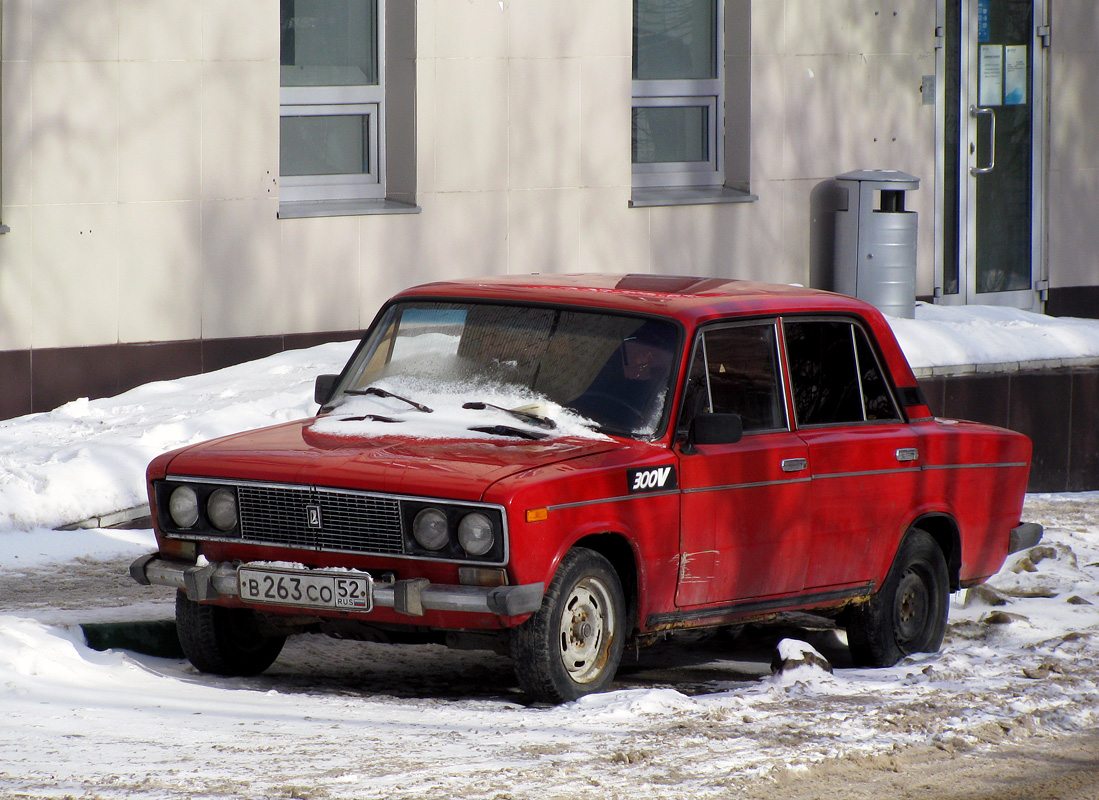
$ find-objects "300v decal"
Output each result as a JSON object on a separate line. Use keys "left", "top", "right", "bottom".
{"left": 627, "top": 465, "right": 678, "bottom": 494}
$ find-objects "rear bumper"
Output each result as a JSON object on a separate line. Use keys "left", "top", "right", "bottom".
{"left": 1008, "top": 522, "right": 1044, "bottom": 554}
{"left": 129, "top": 554, "right": 544, "bottom": 618}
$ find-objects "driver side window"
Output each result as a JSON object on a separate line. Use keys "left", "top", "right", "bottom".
{"left": 677, "top": 323, "right": 786, "bottom": 437}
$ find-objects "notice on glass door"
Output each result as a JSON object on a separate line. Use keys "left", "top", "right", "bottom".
{"left": 1004, "top": 45, "right": 1028, "bottom": 105}
{"left": 978, "top": 0, "right": 991, "bottom": 42}
{"left": 979, "top": 45, "right": 1004, "bottom": 106}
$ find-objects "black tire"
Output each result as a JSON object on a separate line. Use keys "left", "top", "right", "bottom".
{"left": 175, "top": 592, "right": 285, "bottom": 676}
{"left": 846, "top": 529, "right": 949, "bottom": 668}
{"left": 511, "top": 548, "right": 626, "bottom": 703}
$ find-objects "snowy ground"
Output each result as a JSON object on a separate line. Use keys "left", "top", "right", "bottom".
{"left": 2, "top": 303, "right": 1099, "bottom": 797}
{"left": 1, "top": 492, "right": 1097, "bottom": 799}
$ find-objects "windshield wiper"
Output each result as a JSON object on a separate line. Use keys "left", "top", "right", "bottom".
{"left": 345, "top": 386, "right": 433, "bottom": 413}
{"left": 462, "top": 401, "right": 557, "bottom": 430}
{"left": 468, "top": 424, "right": 550, "bottom": 441}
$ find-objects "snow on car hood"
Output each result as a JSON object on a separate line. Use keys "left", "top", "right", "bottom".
{"left": 163, "top": 412, "right": 622, "bottom": 503}
{"left": 310, "top": 384, "right": 609, "bottom": 443}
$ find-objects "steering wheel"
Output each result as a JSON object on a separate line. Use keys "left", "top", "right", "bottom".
{"left": 571, "top": 391, "right": 643, "bottom": 429}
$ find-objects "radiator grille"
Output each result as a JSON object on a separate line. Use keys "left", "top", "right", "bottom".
{"left": 236, "top": 485, "right": 404, "bottom": 555}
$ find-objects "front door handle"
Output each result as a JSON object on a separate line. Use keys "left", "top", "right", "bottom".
{"left": 896, "top": 447, "right": 920, "bottom": 463}
{"left": 782, "top": 458, "right": 808, "bottom": 473}
{"left": 970, "top": 105, "right": 996, "bottom": 175}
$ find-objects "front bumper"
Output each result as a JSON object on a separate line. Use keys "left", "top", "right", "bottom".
{"left": 129, "top": 554, "right": 544, "bottom": 618}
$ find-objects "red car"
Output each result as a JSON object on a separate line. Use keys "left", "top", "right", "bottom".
{"left": 131, "top": 274, "right": 1041, "bottom": 702}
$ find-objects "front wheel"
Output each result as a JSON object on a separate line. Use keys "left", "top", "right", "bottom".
{"left": 845, "top": 529, "right": 949, "bottom": 668}
{"left": 176, "top": 593, "right": 285, "bottom": 676}
{"left": 511, "top": 548, "right": 626, "bottom": 703}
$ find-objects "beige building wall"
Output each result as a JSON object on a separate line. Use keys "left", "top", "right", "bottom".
{"left": 0, "top": 0, "right": 279, "bottom": 353}
{"left": 0, "top": 0, "right": 945, "bottom": 361}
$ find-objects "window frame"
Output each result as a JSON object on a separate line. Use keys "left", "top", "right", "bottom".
{"left": 631, "top": 91, "right": 722, "bottom": 186}
{"left": 279, "top": 102, "right": 382, "bottom": 201}
{"left": 781, "top": 316, "right": 905, "bottom": 430}
{"left": 676, "top": 319, "right": 790, "bottom": 438}
{"left": 279, "top": 1, "right": 386, "bottom": 204}
{"left": 631, "top": 0, "right": 726, "bottom": 190}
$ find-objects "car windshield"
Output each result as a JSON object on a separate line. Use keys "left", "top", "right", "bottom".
{"left": 330, "top": 301, "right": 680, "bottom": 438}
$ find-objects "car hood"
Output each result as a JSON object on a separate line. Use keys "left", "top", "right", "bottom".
{"left": 160, "top": 418, "right": 625, "bottom": 502}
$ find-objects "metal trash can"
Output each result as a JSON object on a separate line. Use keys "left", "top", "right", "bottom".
{"left": 834, "top": 170, "right": 920, "bottom": 319}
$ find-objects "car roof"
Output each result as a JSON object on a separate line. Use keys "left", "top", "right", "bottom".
{"left": 390, "top": 272, "right": 927, "bottom": 413}
{"left": 394, "top": 273, "right": 878, "bottom": 325}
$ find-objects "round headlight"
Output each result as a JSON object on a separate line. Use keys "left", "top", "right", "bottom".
{"left": 413, "top": 508, "right": 449, "bottom": 551}
{"left": 206, "top": 487, "right": 238, "bottom": 531}
{"left": 457, "top": 512, "right": 494, "bottom": 557}
{"left": 168, "top": 486, "right": 199, "bottom": 528}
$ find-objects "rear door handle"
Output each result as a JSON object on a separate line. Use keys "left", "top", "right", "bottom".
{"left": 782, "top": 458, "right": 808, "bottom": 473}
{"left": 896, "top": 448, "right": 920, "bottom": 463}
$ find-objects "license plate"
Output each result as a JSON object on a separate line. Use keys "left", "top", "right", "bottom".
{"left": 238, "top": 567, "right": 373, "bottom": 612}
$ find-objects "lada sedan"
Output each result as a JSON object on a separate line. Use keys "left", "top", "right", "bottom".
{"left": 131, "top": 274, "right": 1041, "bottom": 702}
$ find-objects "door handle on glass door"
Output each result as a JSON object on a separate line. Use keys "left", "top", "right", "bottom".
{"left": 970, "top": 106, "right": 997, "bottom": 175}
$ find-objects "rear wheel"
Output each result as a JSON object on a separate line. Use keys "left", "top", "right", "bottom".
{"left": 846, "top": 529, "right": 949, "bottom": 667}
{"left": 175, "top": 593, "right": 285, "bottom": 676}
{"left": 511, "top": 548, "right": 626, "bottom": 703}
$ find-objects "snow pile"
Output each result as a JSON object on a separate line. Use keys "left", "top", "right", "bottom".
{"left": 888, "top": 303, "right": 1099, "bottom": 370}
{"left": 769, "top": 638, "right": 835, "bottom": 686}
{"left": 0, "top": 340, "right": 355, "bottom": 533}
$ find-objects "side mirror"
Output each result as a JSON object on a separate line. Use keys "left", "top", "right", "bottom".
{"left": 682, "top": 413, "right": 743, "bottom": 454}
{"left": 314, "top": 374, "right": 339, "bottom": 406}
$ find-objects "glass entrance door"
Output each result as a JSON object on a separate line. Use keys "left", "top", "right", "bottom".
{"left": 939, "top": 0, "right": 1046, "bottom": 309}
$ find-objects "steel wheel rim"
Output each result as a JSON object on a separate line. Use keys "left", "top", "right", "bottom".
{"left": 893, "top": 566, "right": 931, "bottom": 649}
{"left": 558, "top": 576, "right": 615, "bottom": 684}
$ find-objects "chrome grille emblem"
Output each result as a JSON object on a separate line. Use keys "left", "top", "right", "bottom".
{"left": 306, "top": 504, "right": 323, "bottom": 529}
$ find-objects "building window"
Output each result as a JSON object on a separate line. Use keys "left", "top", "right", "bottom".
{"left": 632, "top": 0, "right": 724, "bottom": 189}
{"left": 280, "top": 0, "right": 385, "bottom": 203}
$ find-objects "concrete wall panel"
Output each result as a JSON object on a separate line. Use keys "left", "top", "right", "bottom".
{"left": 433, "top": 58, "right": 509, "bottom": 193}
{"left": 508, "top": 188, "right": 581, "bottom": 275}
{"left": 0, "top": 206, "right": 32, "bottom": 351}
{"left": 200, "top": 61, "right": 279, "bottom": 202}
{"left": 509, "top": 58, "right": 581, "bottom": 191}
{"left": 119, "top": 62, "right": 203, "bottom": 203}
{"left": 118, "top": 201, "right": 202, "bottom": 344}
{"left": 200, "top": 199, "right": 283, "bottom": 339}
{"left": 279, "top": 214, "right": 361, "bottom": 337}
{"left": 31, "top": 203, "right": 119, "bottom": 349}
{"left": 120, "top": 0, "right": 202, "bottom": 62}
{"left": 31, "top": 60, "right": 119, "bottom": 206}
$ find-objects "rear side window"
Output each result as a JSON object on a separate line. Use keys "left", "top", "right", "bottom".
{"left": 784, "top": 319, "right": 901, "bottom": 427}
{"left": 678, "top": 323, "right": 787, "bottom": 436}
